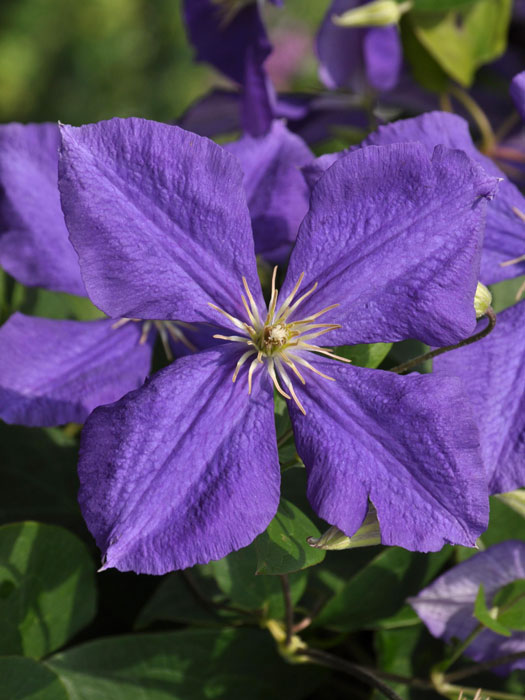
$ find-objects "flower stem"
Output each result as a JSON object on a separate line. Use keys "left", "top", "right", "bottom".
{"left": 444, "top": 651, "right": 525, "bottom": 682}
{"left": 438, "top": 682, "right": 525, "bottom": 700}
{"left": 280, "top": 574, "right": 294, "bottom": 646}
{"left": 448, "top": 85, "right": 496, "bottom": 152}
{"left": 277, "top": 427, "right": 294, "bottom": 448}
{"left": 301, "top": 648, "right": 405, "bottom": 700}
{"left": 390, "top": 308, "right": 496, "bottom": 375}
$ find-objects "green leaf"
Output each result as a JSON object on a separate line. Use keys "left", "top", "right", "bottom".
{"left": 336, "top": 342, "right": 392, "bottom": 368}
{"left": 0, "top": 522, "right": 97, "bottom": 658}
{"left": 473, "top": 584, "right": 511, "bottom": 636}
{"left": 135, "top": 570, "right": 235, "bottom": 629}
{"left": 0, "top": 657, "right": 68, "bottom": 700}
{"left": 401, "top": 18, "right": 450, "bottom": 92}
{"left": 313, "top": 546, "right": 452, "bottom": 631}
{"left": 410, "top": 0, "right": 478, "bottom": 10}
{"left": 409, "top": 0, "right": 512, "bottom": 87}
{"left": 255, "top": 499, "right": 325, "bottom": 575}
{"left": 46, "top": 628, "right": 323, "bottom": 700}
{"left": 495, "top": 580, "right": 525, "bottom": 631}
{"left": 0, "top": 424, "right": 83, "bottom": 531}
{"left": 9, "top": 283, "right": 104, "bottom": 320}
{"left": 209, "top": 544, "right": 307, "bottom": 618}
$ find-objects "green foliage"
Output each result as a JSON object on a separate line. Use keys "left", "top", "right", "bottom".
{"left": 410, "top": 0, "right": 478, "bottom": 9}
{"left": 408, "top": 0, "right": 512, "bottom": 87}
{"left": 0, "top": 522, "right": 97, "bottom": 658}
{"left": 474, "top": 584, "right": 512, "bottom": 636}
{"left": 0, "top": 424, "right": 83, "bottom": 531}
{"left": 336, "top": 342, "right": 392, "bottom": 368}
{"left": 313, "top": 546, "right": 452, "bottom": 631}
{"left": 255, "top": 499, "right": 325, "bottom": 575}
{"left": 0, "top": 657, "right": 69, "bottom": 700}
{"left": 209, "top": 543, "right": 308, "bottom": 618}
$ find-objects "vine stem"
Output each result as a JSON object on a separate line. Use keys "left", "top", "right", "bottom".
{"left": 390, "top": 308, "right": 496, "bottom": 375}
{"left": 301, "top": 648, "right": 405, "bottom": 700}
{"left": 280, "top": 574, "right": 294, "bottom": 646}
{"left": 444, "top": 651, "right": 525, "bottom": 683}
{"left": 448, "top": 85, "right": 496, "bottom": 152}
{"left": 439, "top": 682, "right": 525, "bottom": 700}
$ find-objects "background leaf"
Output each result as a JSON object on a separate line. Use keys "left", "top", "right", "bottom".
{"left": 409, "top": 0, "right": 512, "bottom": 86}
{"left": 46, "top": 628, "right": 323, "bottom": 700}
{"left": 0, "top": 521, "right": 97, "bottom": 658}
{"left": 255, "top": 498, "right": 325, "bottom": 575}
{"left": 0, "top": 657, "right": 68, "bottom": 700}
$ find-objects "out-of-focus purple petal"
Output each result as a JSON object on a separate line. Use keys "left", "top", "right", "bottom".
{"left": 226, "top": 121, "right": 313, "bottom": 263}
{"left": 241, "top": 56, "right": 274, "bottom": 137}
{"left": 183, "top": 0, "right": 271, "bottom": 86}
{"left": 0, "top": 313, "right": 152, "bottom": 427}
{"left": 360, "top": 111, "right": 525, "bottom": 283}
{"left": 363, "top": 26, "right": 402, "bottom": 92}
{"left": 288, "top": 359, "right": 488, "bottom": 551}
{"left": 78, "top": 346, "right": 280, "bottom": 574}
{"left": 59, "top": 118, "right": 263, "bottom": 323}
{"left": 281, "top": 142, "right": 497, "bottom": 347}
{"left": 410, "top": 541, "right": 525, "bottom": 674}
{"left": 0, "top": 123, "right": 85, "bottom": 296}
{"left": 435, "top": 300, "right": 525, "bottom": 494}
{"left": 510, "top": 71, "right": 525, "bottom": 120}
{"left": 316, "top": 0, "right": 365, "bottom": 91}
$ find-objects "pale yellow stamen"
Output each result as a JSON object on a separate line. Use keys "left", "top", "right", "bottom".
{"left": 207, "top": 267, "right": 351, "bottom": 414}
{"left": 112, "top": 317, "right": 196, "bottom": 360}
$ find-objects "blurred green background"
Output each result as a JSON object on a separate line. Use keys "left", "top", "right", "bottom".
{"left": 0, "top": 0, "right": 326, "bottom": 125}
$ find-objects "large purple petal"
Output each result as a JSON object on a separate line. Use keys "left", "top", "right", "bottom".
{"left": 410, "top": 541, "right": 525, "bottom": 674}
{"left": 363, "top": 26, "right": 402, "bottom": 92}
{"left": 226, "top": 121, "right": 313, "bottom": 263}
{"left": 510, "top": 70, "right": 525, "bottom": 120}
{"left": 79, "top": 346, "right": 280, "bottom": 574}
{"left": 288, "top": 359, "right": 488, "bottom": 551}
{"left": 281, "top": 142, "right": 497, "bottom": 347}
{"left": 360, "top": 111, "right": 525, "bottom": 283}
{"left": 59, "top": 118, "right": 263, "bottom": 323}
{"left": 0, "top": 123, "right": 85, "bottom": 295}
{"left": 0, "top": 313, "right": 152, "bottom": 427}
{"left": 434, "top": 300, "right": 525, "bottom": 494}
{"left": 316, "top": 0, "right": 366, "bottom": 91}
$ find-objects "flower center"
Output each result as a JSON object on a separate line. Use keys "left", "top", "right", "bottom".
{"left": 209, "top": 267, "right": 350, "bottom": 414}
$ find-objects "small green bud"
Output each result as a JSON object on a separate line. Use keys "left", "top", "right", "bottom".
{"left": 307, "top": 504, "right": 381, "bottom": 550}
{"left": 332, "top": 0, "right": 412, "bottom": 28}
{"left": 474, "top": 282, "right": 492, "bottom": 319}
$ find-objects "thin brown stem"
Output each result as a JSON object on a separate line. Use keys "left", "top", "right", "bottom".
{"left": 444, "top": 651, "right": 525, "bottom": 683}
{"left": 390, "top": 308, "right": 496, "bottom": 375}
{"left": 277, "top": 427, "right": 294, "bottom": 448}
{"left": 302, "top": 648, "right": 406, "bottom": 700}
{"left": 280, "top": 574, "right": 294, "bottom": 646}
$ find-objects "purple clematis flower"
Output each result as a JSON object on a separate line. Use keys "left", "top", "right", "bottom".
{"left": 410, "top": 541, "right": 525, "bottom": 675}
{"left": 434, "top": 300, "right": 525, "bottom": 496}
{"left": 317, "top": 0, "right": 403, "bottom": 93}
{"left": 182, "top": 0, "right": 281, "bottom": 136}
{"left": 304, "top": 111, "right": 525, "bottom": 285}
{"left": 0, "top": 122, "right": 214, "bottom": 427}
{"left": 57, "top": 117, "right": 497, "bottom": 574}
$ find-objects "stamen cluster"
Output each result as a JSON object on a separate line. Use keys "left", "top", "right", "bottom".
{"left": 210, "top": 267, "right": 350, "bottom": 414}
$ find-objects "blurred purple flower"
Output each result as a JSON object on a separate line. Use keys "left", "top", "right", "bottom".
{"left": 316, "top": 0, "right": 402, "bottom": 93}
{"left": 57, "top": 117, "right": 497, "bottom": 573}
{"left": 410, "top": 541, "right": 525, "bottom": 675}
{"left": 182, "top": 0, "right": 282, "bottom": 136}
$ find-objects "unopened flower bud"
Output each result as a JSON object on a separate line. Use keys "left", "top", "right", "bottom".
{"left": 332, "top": 0, "right": 412, "bottom": 28}
{"left": 474, "top": 282, "right": 492, "bottom": 319}
{"left": 307, "top": 504, "right": 381, "bottom": 550}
